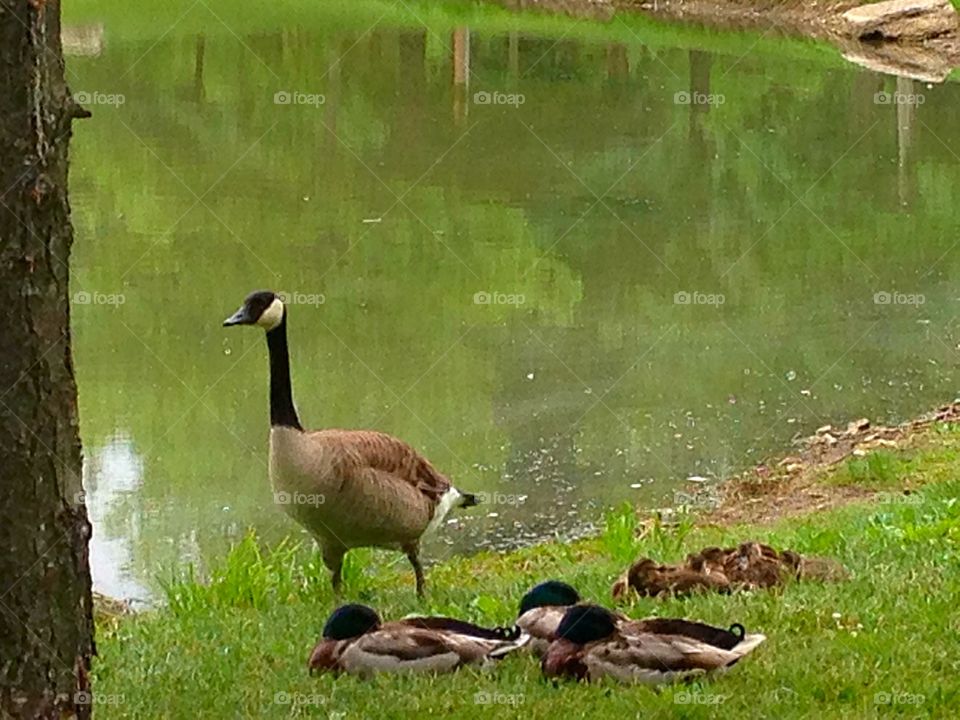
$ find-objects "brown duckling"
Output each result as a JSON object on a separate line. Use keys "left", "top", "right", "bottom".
{"left": 617, "top": 558, "right": 730, "bottom": 598}
{"left": 727, "top": 541, "right": 790, "bottom": 589}
{"left": 781, "top": 550, "right": 850, "bottom": 582}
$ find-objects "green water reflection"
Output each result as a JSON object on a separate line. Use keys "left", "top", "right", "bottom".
{"left": 66, "top": 8, "right": 960, "bottom": 602}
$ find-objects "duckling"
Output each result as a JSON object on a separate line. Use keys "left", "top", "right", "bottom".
{"left": 308, "top": 604, "right": 527, "bottom": 677}
{"left": 686, "top": 553, "right": 732, "bottom": 590}
{"left": 616, "top": 558, "right": 730, "bottom": 598}
{"left": 619, "top": 558, "right": 670, "bottom": 597}
{"left": 780, "top": 550, "right": 850, "bottom": 582}
{"left": 727, "top": 542, "right": 789, "bottom": 589}
{"left": 223, "top": 291, "right": 480, "bottom": 597}
{"left": 542, "top": 605, "right": 765, "bottom": 684}
{"left": 699, "top": 546, "right": 733, "bottom": 569}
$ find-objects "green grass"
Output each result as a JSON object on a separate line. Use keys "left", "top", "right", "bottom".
{"left": 93, "top": 427, "right": 960, "bottom": 718}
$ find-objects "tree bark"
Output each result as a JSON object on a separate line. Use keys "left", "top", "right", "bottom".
{"left": 0, "top": 1, "right": 94, "bottom": 718}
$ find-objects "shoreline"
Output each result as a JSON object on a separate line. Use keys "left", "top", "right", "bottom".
{"left": 488, "top": 0, "right": 960, "bottom": 81}
{"left": 94, "top": 398, "right": 960, "bottom": 616}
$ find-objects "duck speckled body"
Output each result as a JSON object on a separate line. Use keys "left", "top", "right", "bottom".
{"left": 308, "top": 604, "right": 528, "bottom": 677}
{"left": 542, "top": 605, "right": 765, "bottom": 685}
{"left": 224, "top": 291, "right": 478, "bottom": 596}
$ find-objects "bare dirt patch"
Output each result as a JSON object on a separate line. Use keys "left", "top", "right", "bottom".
{"left": 703, "top": 402, "right": 960, "bottom": 527}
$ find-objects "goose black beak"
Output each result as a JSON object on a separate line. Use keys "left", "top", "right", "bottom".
{"left": 223, "top": 307, "right": 250, "bottom": 327}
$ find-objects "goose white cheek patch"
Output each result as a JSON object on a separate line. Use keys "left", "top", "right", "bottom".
{"left": 256, "top": 298, "right": 285, "bottom": 330}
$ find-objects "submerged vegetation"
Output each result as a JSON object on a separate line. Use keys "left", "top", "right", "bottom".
{"left": 93, "top": 422, "right": 960, "bottom": 718}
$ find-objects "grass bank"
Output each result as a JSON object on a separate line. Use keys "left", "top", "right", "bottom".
{"left": 92, "top": 421, "right": 960, "bottom": 718}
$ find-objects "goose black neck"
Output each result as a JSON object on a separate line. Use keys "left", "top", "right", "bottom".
{"left": 265, "top": 315, "right": 303, "bottom": 430}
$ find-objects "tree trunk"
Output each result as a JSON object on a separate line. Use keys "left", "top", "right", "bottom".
{"left": 0, "top": 2, "right": 94, "bottom": 718}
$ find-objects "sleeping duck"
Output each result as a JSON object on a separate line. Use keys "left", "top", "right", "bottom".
{"left": 541, "top": 605, "right": 765, "bottom": 684}
{"left": 517, "top": 581, "right": 740, "bottom": 657}
{"left": 516, "top": 581, "right": 584, "bottom": 655}
{"left": 308, "top": 604, "right": 528, "bottom": 677}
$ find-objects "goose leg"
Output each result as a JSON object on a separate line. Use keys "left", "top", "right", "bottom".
{"left": 322, "top": 545, "right": 345, "bottom": 599}
{"left": 403, "top": 543, "right": 425, "bottom": 598}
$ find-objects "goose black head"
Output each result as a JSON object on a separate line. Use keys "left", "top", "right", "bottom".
{"left": 518, "top": 580, "right": 581, "bottom": 616}
{"left": 223, "top": 290, "right": 285, "bottom": 331}
{"left": 555, "top": 604, "right": 617, "bottom": 645}
{"left": 322, "top": 604, "right": 381, "bottom": 640}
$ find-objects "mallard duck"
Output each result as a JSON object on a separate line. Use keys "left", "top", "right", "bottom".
{"left": 223, "top": 291, "right": 480, "bottom": 597}
{"left": 542, "top": 605, "right": 765, "bottom": 684}
{"left": 308, "top": 604, "right": 528, "bottom": 676}
{"left": 516, "top": 581, "right": 584, "bottom": 655}
{"left": 518, "top": 581, "right": 738, "bottom": 655}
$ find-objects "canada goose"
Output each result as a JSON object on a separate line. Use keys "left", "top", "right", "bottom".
{"left": 307, "top": 604, "right": 528, "bottom": 676}
{"left": 541, "top": 605, "right": 766, "bottom": 684}
{"left": 223, "top": 290, "right": 479, "bottom": 597}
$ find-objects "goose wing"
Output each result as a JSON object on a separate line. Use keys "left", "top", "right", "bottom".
{"left": 313, "top": 430, "right": 452, "bottom": 502}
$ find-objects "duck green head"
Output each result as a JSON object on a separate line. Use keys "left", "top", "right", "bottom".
{"left": 555, "top": 604, "right": 617, "bottom": 645}
{"left": 518, "top": 580, "right": 580, "bottom": 616}
{"left": 323, "top": 604, "right": 381, "bottom": 640}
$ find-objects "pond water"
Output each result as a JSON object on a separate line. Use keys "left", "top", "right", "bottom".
{"left": 65, "top": 3, "right": 960, "bottom": 603}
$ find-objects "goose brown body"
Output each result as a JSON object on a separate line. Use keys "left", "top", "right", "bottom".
{"left": 271, "top": 427, "right": 453, "bottom": 545}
